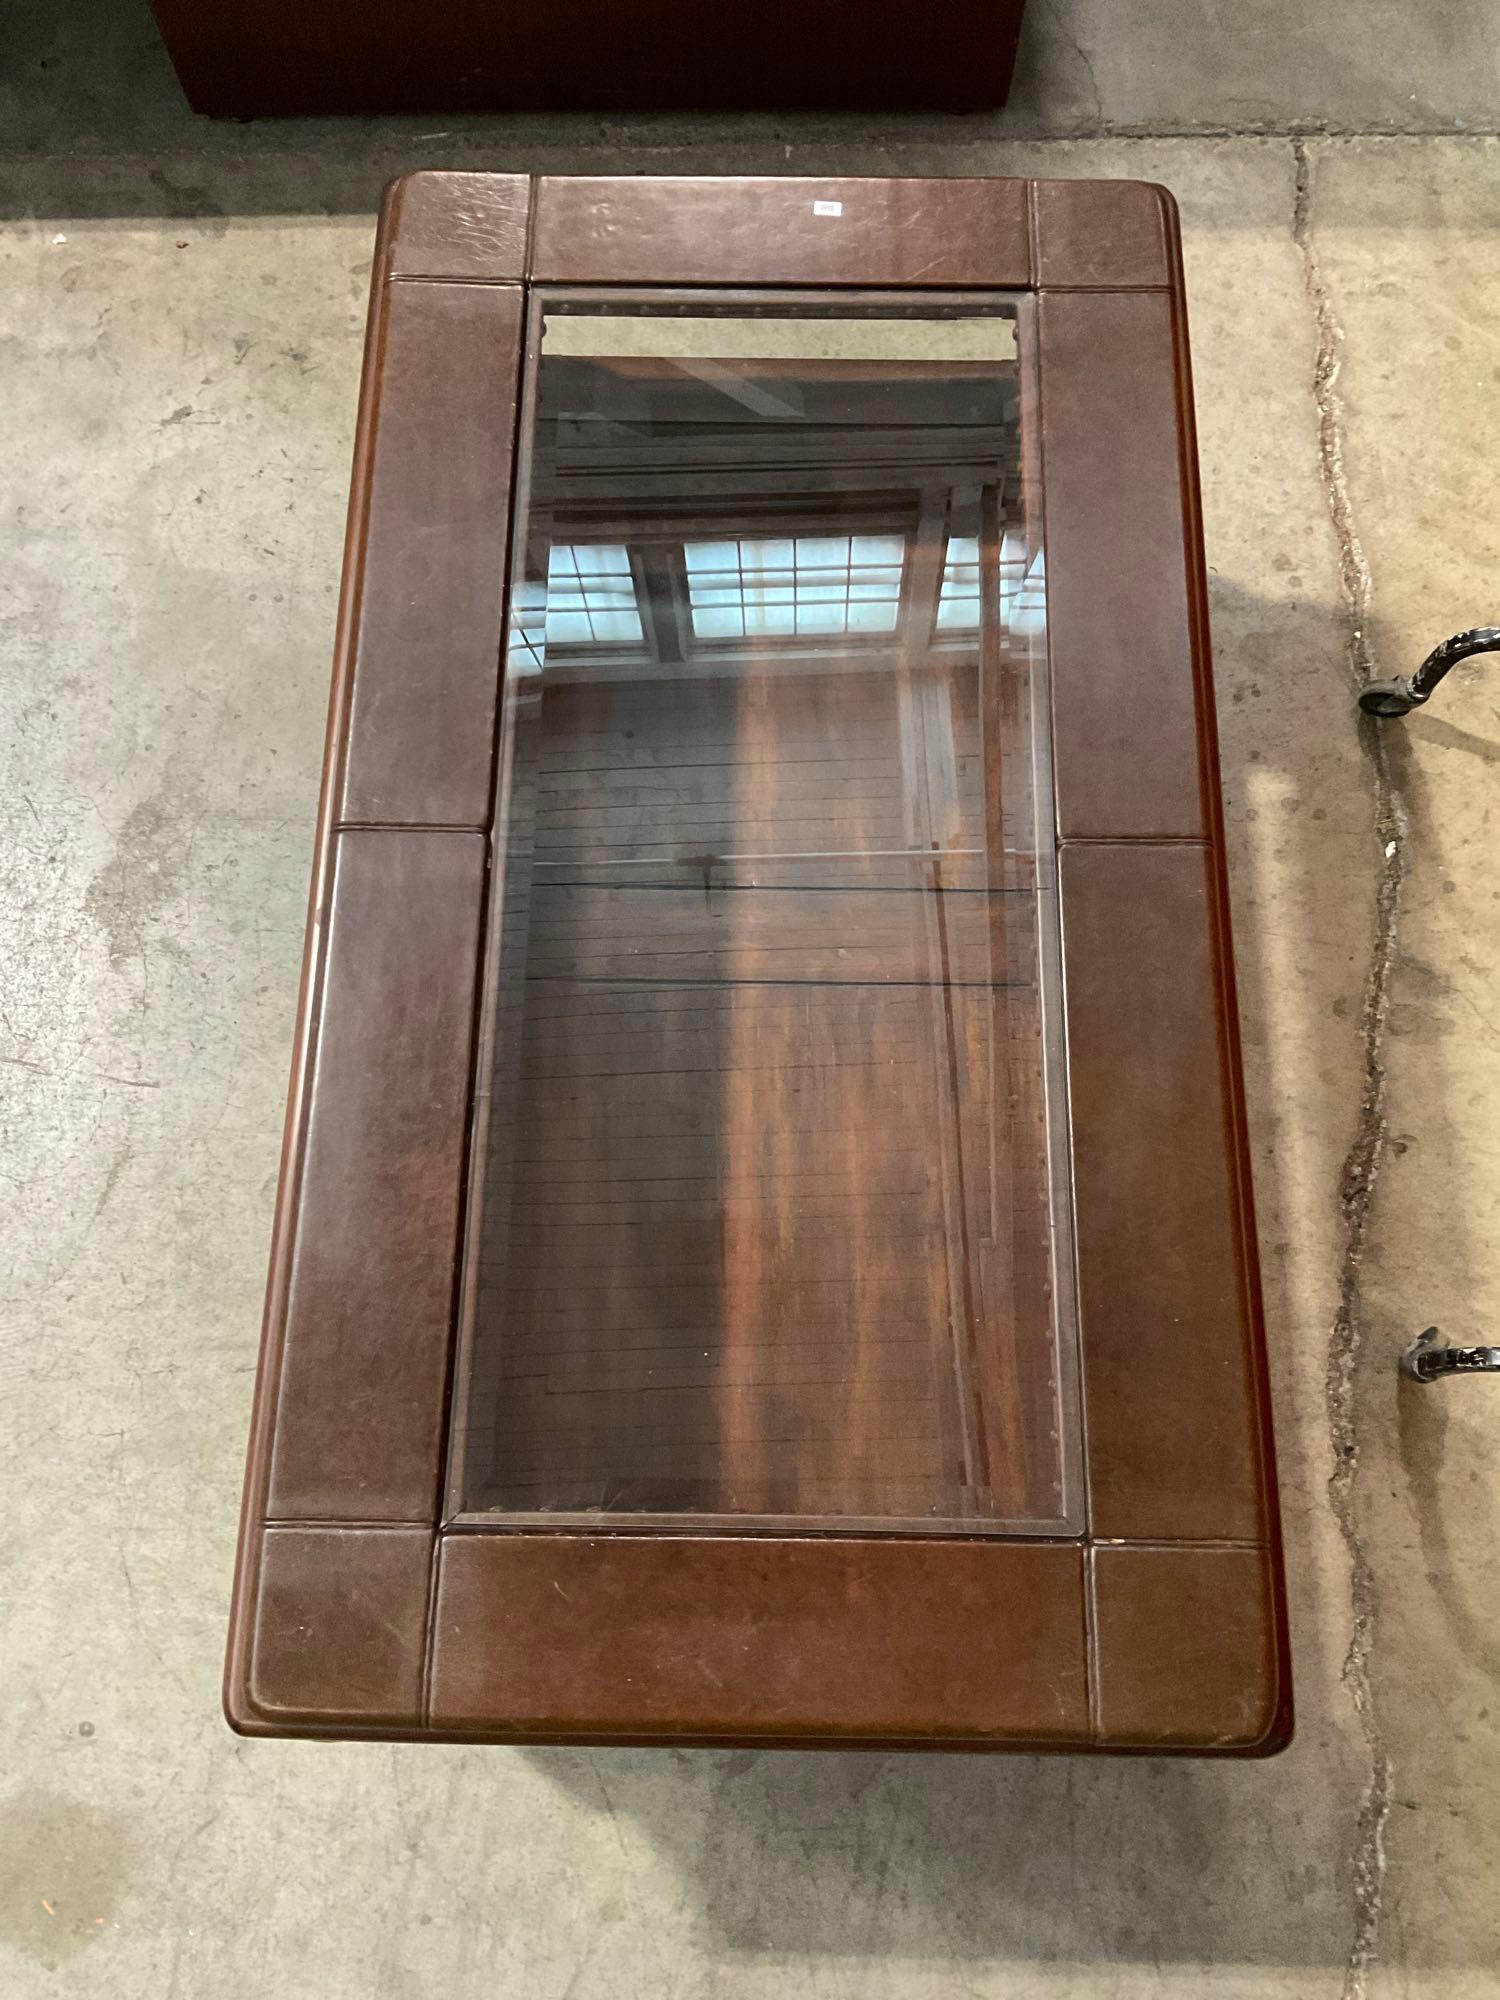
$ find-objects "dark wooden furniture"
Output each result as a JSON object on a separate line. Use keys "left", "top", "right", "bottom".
{"left": 226, "top": 173, "right": 1290, "bottom": 1753}
{"left": 147, "top": 1, "right": 1026, "bottom": 115}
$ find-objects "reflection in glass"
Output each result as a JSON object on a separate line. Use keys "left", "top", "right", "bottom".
{"left": 936, "top": 534, "right": 981, "bottom": 630}
{"left": 451, "top": 297, "right": 1078, "bottom": 1536}
{"left": 542, "top": 542, "right": 643, "bottom": 645}
{"left": 685, "top": 535, "right": 906, "bottom": 638}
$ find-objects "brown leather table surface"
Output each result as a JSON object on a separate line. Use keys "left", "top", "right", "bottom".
{"left": 226, "top": 174, "right": 1290, "bottom": 1754}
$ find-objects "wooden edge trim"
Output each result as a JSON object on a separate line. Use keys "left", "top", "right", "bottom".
{"left": 227, "top": 1526, "right": 433, "bottom": 1735}
{"left": 384, "top": 170, "right": 533, "bottom": 282}
{"left": 528, "top": 175, "right": 1033, "bottom": 287}
{"left": 1037, "top": 281, "right": 1210, "bottom": 840}
{"left": 223, "top": 185, "right": 402, "bottom": 1729}
{"left": 1059, "top": 839, "right": 1278, "bottom": 1543}
{"left": 1089, "top": 1543, "right": 1292, "bottom": 1754}
{"left": 1030, "top": 178, "right": 1178, "bottom": 289}
{"left": 1165, "top": 205, "right": 1234, "bottom": 861}
{"left": 425, "top": 1532, "right": 1090, "bottom": 1744}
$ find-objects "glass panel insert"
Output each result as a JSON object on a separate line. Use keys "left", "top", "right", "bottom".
{"left": 449, "top": 293, "right": 1080, "bottom": 1536}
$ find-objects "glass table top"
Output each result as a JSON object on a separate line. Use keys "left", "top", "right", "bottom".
{"left": 448, "top": 294, "right": 1080, "bottom": 1535}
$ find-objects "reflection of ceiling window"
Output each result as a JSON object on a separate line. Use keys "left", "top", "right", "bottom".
{"left": 508, "top": 579, "right": 548, "bottom": 673}
{"left": 936, "top": 535, "right": 981, "bottom": 629}
{"left": 1009, "top": 547, "right": 1047, "bottom": 639}
{"left": 684, "top": 535, "right": 905, "bottom": 640}
{"left": 544, "top": 543, "right": 644, "bottom": 644}
{"left": 552, "top": 540, "right": 648, "bottom": 640}
{"left": 999, "top": 533, "right": 1037, "bottom": 632}
{"left": 936, "top": 531, "right": 1035, "bottom": 634}
{"left": 507, "top": 543, "right": 644, "bottom": 672}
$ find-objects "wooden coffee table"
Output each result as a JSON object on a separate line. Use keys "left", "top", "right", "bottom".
{"left": 225, "top": 173, "right": 1289, "bottom": 1752}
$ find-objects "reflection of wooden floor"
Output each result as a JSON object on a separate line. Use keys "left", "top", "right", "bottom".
{"left": 464, "top": 668, "right": 1064, "bottom": 1527}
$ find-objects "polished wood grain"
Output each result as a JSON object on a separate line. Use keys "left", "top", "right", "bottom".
{"left": 267, "top": 831, "right": 486, "bottom": 1522}
{"left": 531, "top": 177, "right": 1032, "bottom": 288}
{"left": 459, "top": 666, "right": 1065, "bottom": 1528}
{"left": 386, "top": 171, "right": 530, "bottom": 282}
{"left": 337, "top": 279, "right": 524, "bottom": 828}
{"left": 1091, "top": 1545, "right": 1287, "bottom": 1750}
{"left": 1060, "top": 841, "right": 1268, "bottom": 1542}
{"left": 443, "top": 324, "right": 1073, "bottom": 1532}
{"left": 1039, "top": 287, "right": 1208, "bottom": 840}
{"left": 431, "top": 1534, "right": 1089, "bottom": 1742}
{"left": 232, "top": 1528, "right": 431, "bottom": 1733}
{"left": 1030, "top": 179, "right": 1177, "bottom": 290}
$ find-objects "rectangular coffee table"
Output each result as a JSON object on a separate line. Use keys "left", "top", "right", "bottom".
{"left": 226, "top": 173, "right": 1290, "bottom": 1752}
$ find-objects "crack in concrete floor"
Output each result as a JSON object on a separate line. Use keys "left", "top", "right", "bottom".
{"left": 1293, "top": 133, "right": 1403, "bottom": 2000}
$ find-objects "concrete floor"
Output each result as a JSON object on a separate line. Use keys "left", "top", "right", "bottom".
{"left": 3, "top": 2, "right": 1500, "bottom": 1994}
